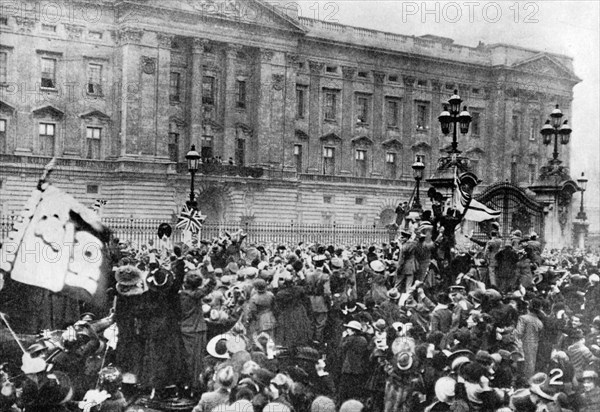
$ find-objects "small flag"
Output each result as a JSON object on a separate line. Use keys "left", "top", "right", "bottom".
{"left": 176, "top": 205, "right": 206, "bottom": 234}
{"left": 90, "top": 199, "right": 107, "bottom": 213}
{"left": 452, "top": 169, "right": 501, "bottom": 222}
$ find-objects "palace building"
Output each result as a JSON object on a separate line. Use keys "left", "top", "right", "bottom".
{"left": 0, "top": 0, "right": 580, "bottom": 226}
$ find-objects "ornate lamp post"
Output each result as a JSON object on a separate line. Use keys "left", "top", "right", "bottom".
{"left": 185, "top": 145, "right": 201, "bottom": 209}
{"left": 540, "top": 104, "right": 572, "bottom": 164}
{"left": 411, "top": 157, "right": 425, "bottom": 211}
{"left": 427, "top": 89, "right": 474, "bottom": 198}
{"left": 438, "top": 90, "right": 472, "bottom": 154}
{"left": 576, "top": 172, "right": 588, "bottom": 221}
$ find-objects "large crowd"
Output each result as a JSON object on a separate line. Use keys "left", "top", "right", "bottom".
{"left": 2, "top": 220, "right": 600, "bottom": 412}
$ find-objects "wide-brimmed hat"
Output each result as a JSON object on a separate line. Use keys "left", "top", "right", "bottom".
{"left": 343, "top": 320, "right": 363, "bottom": 332}
{"left": 510, "top": 388, "right": 536, "bottom": 411}
{"left": 369, "top": 260, "right": 385, "bottom": 273}
{"left": 395, "top": 352, "right": 414, "bottom": 371}
{"left": 447, "top": 349, "right": 474, "bottom": 370}
{"left": 115, "top": 265, "right": 147, "bottom": 296}
{"left": 330, "top": 257, "right": 343, "bottom": 269}
{"left": 582, "top": 370, "right": 599, "bottom": 380}
{"left": 387, "top": 288, "right": 401, "bottom": 300}
{"left": 373, "top": 319, "right": 387, "bottom": 332}
{"left": 530, "top": 382, "right": 559, "bottom": 401}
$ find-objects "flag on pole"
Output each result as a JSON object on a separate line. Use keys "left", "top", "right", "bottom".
{"left": 176, "top": 205, "right": 206, "bottom": 234}
{"left": 452, "top": 169, "right": 501, "bottom": 222}
{"left": 90, "top": 199, "right": 107, "bottom": 214}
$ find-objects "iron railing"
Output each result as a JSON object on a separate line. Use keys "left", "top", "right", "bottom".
{"left": 0, "top": 216, "right": 398, "bottom": 248}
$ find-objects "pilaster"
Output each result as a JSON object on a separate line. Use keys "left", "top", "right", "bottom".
{"left": 340, "top": 66, "right": 356, "bottom": 175}
{"left": 307, "top": 60, "right": 323, "bottom": 173}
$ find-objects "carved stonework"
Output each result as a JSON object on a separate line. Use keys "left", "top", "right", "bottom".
{"left": 64, "top": 24, "right": 85, "bottom": 40}
{"left": 403, "top": 75, "right": 416, "bottom": 87}
{"left": 272, "top": 74, "right": 284, "bottom": 91}
{"left": 157, "top": 33, "right": 173, "bottom": 49}
{"left": 260, "top": 50, "right": 274, "bottom": 63}
{"left": 458, "top": 83, "right": 469, "bottom": 94}
{"left": 15, "top": 17, "right": 36, "bottom": 33}
{"left": 342, "top": 66, "right": 356, "bottom": 80}
{"left": 141, "top": 56, "right": 156, "bottom": 75}
{"left": 431, "top": 80, "right": 442, "bottom": 91}
{"left": 373, "top": 71, "right": 386, "bottom": 85}
{"left": 309, "top": 61, "right": 324, "bottom": 75}
{"left": 557, "top": 192, "right": 572, "bottom": 234}
{"left": 286, "top": 53, "right": 300, "bottom": 64}
{"left": 117, "top": 28, "right": 144, "bottom": 45}
{"left": 192, "top": 38, "right": 210, "bottom": 53}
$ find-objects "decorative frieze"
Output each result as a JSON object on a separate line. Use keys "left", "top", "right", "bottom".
{"left": 157, "top": 33, "right": 174, "bottom": 49}
{"left": 403, "top": 75, "right": 416, "bottom": 87}
{"left": 373, "top": 71, "right": 386, "bottom": 85}
{"left": 115, "top": 28, "right": 144, "bottom": 45}
{"left": 341, "top": 66, "right": 356, "bottom": 80}
{"left": 64, "top": 24, "right": 85, "bottom": 40}
{"left": 309, "top": 60, "right": 324, "bottom": 75}
{"left": 15, "top": 16, "right": 36, "bottom": 33}
{"left": 260, "top": 50, "right": 274, "bottom": 63}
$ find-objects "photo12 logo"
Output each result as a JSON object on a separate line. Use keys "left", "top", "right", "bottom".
{"left": 400, "top": 1, "right": 540, "bottom": 24}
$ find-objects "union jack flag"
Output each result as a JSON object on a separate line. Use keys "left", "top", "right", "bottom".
{"left": 176, "top": 205, "right": 206, "bottom": 233}
{"left": 90, "top": 199, "right": 107, "bottom": 213}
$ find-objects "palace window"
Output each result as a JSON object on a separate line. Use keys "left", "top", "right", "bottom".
{"left": 294, "top": 144, "right": 303, "bottom": 173}
{"left": 86, "top": 127, "right": 101, "bottom": 159}
{"left": 385, "top": 152, "right": 397, "bottom": 179}
{"left": 529, "top": 117, "right": 539, "bottom": 141}
{"left": 0, "top": 119, "right": 6, "bottom": 153}
{"left": 87, "top": 63, "right": 103, "bottom": 95}
{"left": 323, "top": 146, "right": 335, "bottom": 175}
{"left": 324, "top": 90, "right": 338, "bottom": 121}
{"left": 41, "top": 57, "right": 56, "bottom": 88}
{"left": 202, "top": 76, "right": 215, "bottom": 105}
{"left": 296, "top": 85, "right": 307, "bottom": 118}
{"left": 356, "top": 95, "right": 370, "bottom": 124}
{"left": 201, "top": 135, "right": 213, "bottom": 160}
{"left": 471, "top": 111, "right": 481, "bottom": 137}
{"left": 39, "top": 122, "right": 55, "bottom": 156}
{"left": 235, "top": 138, "right": 245, "bottom": 166}
{"left": 512, "top": 114, "right": 520, "bottom": 141}
{"left": 236, "top": 80, "right": 246, "bottom": 109}
{"left": 386, "top": 99, "right": 400, "bottom": 128}
{"left": 416, "top": 102, "right": 429, "bottom": 131}
{"left": 170, "top": 72, "right": 181, "bottom": 102}
{"left": 355, "top": 149, "right": 367, "bottom": 177}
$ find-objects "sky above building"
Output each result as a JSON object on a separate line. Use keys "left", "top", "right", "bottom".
{"left": 292, "top": 0, "right": 600, "bottom": 230}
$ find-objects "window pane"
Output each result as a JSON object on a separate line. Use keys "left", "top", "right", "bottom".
{"left": 41, "top": 58, "right": 56, "bottom": 87}
{"left": 0, "top": 52, "right": 7, "bottom": 83}
{"left": 202, "top": 76, "right": 215, "bottom": 104}
{"left": 0, "top": 119, "right": 5, "bottom": 132}
{"left": 88, "top": 64, "right": 101, "bottom": 83}
{"left": 47, "top": 124, "right": 54, "bottom": 135}
{"left": 471, "top": 112, "right": 480, "bottom": 135}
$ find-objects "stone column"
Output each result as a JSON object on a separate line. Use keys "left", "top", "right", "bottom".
{"left": 222, "top": 44, "right": 243, "bottom": 162}
{"left": 573, "top": 220, "right": 589, "bottom": 249}
{"left": 401, "top": 75, "right": 416, "bottom": 177}
{"left": 116, "top": 28, "right": 144, "bottom": 156}
{"left": 340, "top": 66, "right": 355, "bottom": 175}
{"left": 155, "top": 33, "right": 172, "bottom": 159}
{"left": 255, "top": 49, "right": 274, "bottom": 166}
{"left": 189, "top": 38, "right": 206, "bottom": 150}
{"left": 307, "top": 60, "right": 323, "bottom": 173}
{"left": 371, "top": 71, "right": 385, "bottom": 177}
{"left": 282, "top": 53, "right": 300, "bottom": 171}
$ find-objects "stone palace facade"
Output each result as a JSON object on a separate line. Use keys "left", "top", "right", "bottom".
{"left": 0, "top": 0, "right": 580, "bottom": 226}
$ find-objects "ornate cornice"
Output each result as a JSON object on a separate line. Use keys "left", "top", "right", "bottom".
{"left": 192, "top": 38, "right": 210, "bottom": 53}
{"left": 286, "top": 53, "right": 300, "bottom": 64}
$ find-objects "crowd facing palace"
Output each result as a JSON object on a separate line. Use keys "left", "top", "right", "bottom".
{"left": 1, "top": 208, "right": 600, "bottom": 412}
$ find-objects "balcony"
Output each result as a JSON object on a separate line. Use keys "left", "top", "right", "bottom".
{"left": 175, "top": 162, "right": 264, "bottom": 178}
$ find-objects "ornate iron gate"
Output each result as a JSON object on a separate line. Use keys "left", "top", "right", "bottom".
{"left": 473, "top": 182, "right": 545, "bottom": 243}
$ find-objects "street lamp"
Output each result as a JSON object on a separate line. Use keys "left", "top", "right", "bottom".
{"left": 540, "top": 104, "right": 572, "bottom": 162}
{"left": 185, "top": 145, "right": 201, "bottom": 209}
{"left": 438, "top": 90, "right": 472, "bottom": 153}
{"left": 412, "top": 157, "right": 425, "bottom": 211}
{"left": 576, "top": 172, "right": 588, "bottom": 220}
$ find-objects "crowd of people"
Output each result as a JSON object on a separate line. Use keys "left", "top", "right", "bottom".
{"left": 2, "top": 219, "right": 600, "bottom": 412}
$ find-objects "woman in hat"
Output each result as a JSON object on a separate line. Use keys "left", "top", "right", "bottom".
{"left": 515, "top": 298, "right": 544, "bottom": 379}
{"left": 180, "top": 270, "right": 217, "bottom": 395}
{"left": 245, "top": 278, "right": 276, "bottom": 339}
{"left": 273, "top": 269, "right": 313, "bottom": 349}
{"left": 140, "top": 260, "right": 187, "bottom": 399}
{"left": 337, "top": 320, "right": 369, "bottom": 405}
{"left": 113, "top": 265, "right": 148, "bottom": 383}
